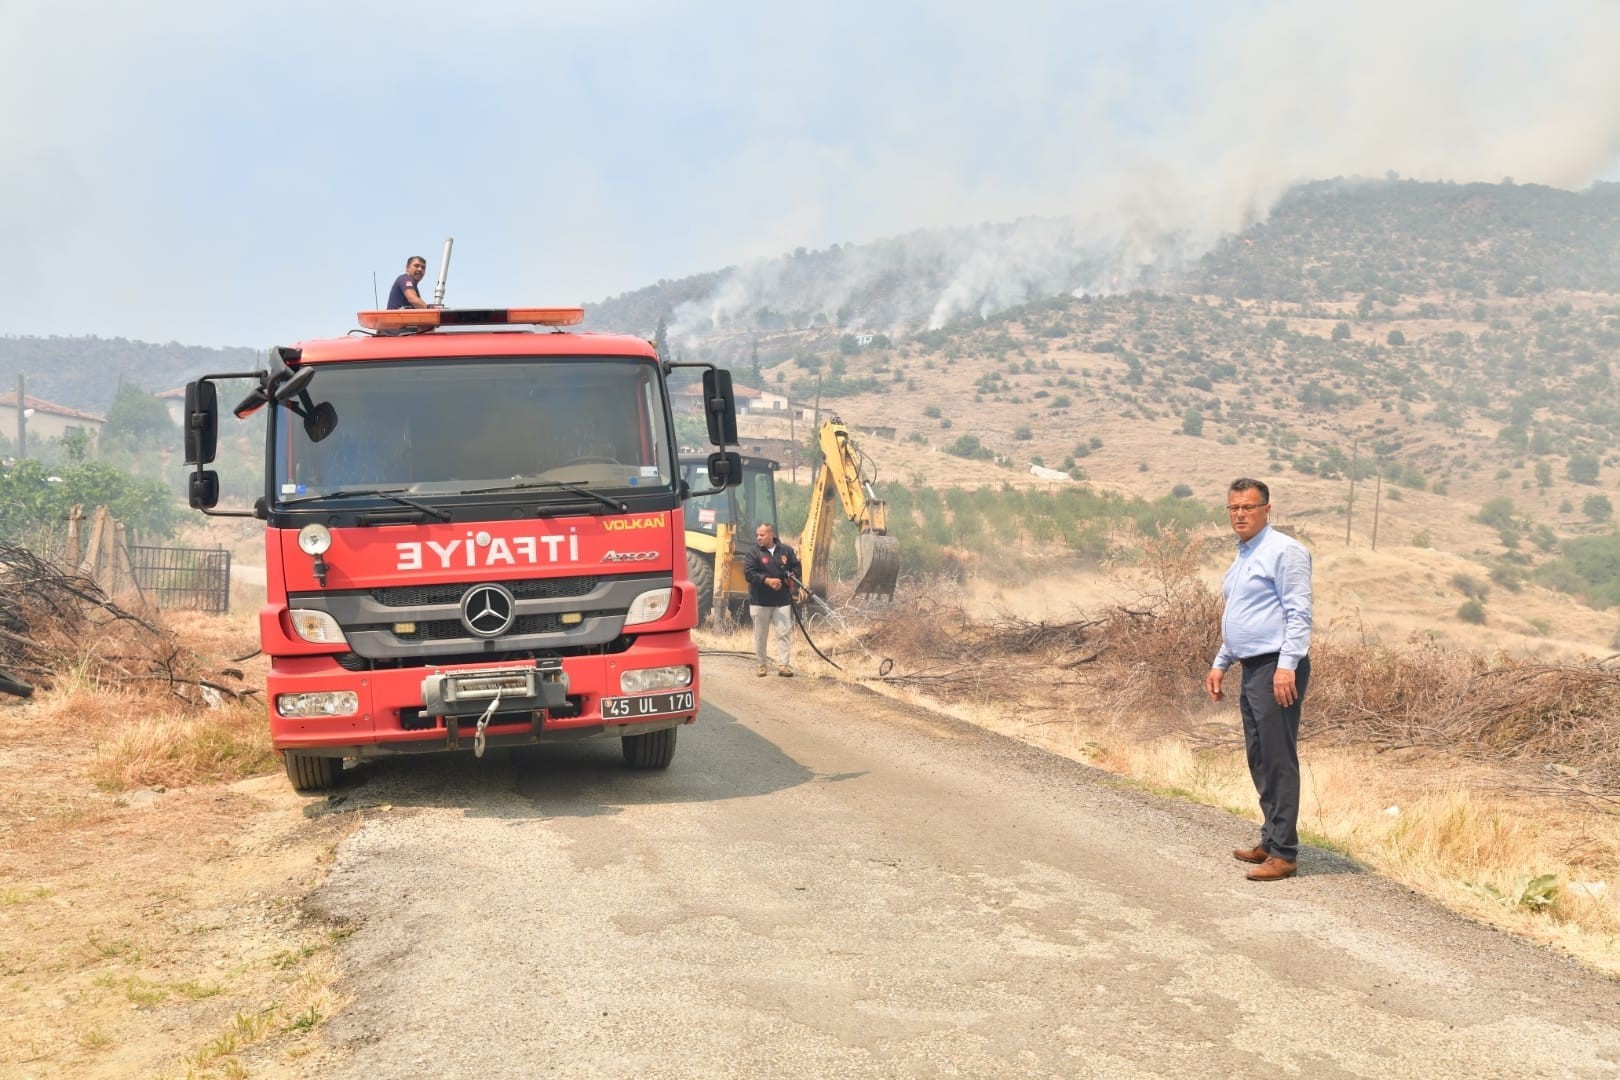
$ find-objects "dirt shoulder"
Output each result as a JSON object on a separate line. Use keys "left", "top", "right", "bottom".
{"left": 0, "top": 697, "right": 355, "bottom": 1079}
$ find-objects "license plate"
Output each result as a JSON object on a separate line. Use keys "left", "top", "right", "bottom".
{"left": 600, "top": 690, "right": 695, "bottom": 719}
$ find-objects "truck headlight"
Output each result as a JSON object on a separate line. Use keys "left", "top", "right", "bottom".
{"left": 620, "top": 666, "right": 691, "bottom": 694}
{"left": 624, "top": 588, "right": 672, "bottom": 626}
{"left": 276, "top": 691, "right": 359, "bottom": 718}
{"left": 289, "top": 609, "right": 347, "bottom": 644}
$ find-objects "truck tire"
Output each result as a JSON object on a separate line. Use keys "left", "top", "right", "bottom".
{"left": 622, "top": 726, "right": 677, "bottom": 770}
{"left": 686, "top": 550, "right": 715, "bottom": 626}
{"left": 283, "top": 752, "right": 341, "bottom": 793}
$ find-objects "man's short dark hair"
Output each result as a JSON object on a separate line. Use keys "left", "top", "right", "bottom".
{"left": 406, "top": 255, "right": 426, "bottom": 267}
{"left": 1229, "top": 477, "right": 1270, "bottom": 504}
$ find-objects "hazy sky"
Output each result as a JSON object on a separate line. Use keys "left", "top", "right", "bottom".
{"left": 4, "top": 0, "right": 1619, "bottom": 348}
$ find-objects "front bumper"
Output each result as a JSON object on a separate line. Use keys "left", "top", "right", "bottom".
{"left": 266, "top": 635, "right": 698, "bottom": 758}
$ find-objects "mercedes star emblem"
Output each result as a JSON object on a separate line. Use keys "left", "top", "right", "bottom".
{"left": 460, "top": 584, "right": 516, "bottom": 638}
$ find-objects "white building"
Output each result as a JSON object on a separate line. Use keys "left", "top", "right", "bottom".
{"left": 0, "top": 392, "right": 105, "bottom": 452}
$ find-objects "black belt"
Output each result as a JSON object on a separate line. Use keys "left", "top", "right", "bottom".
{"left": 1239, "top": 652, "right": 1280, "bottom": 667}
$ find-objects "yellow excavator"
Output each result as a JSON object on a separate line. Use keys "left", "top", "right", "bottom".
{"left": 679, "top": 418, "right": 899, "bottom": 627}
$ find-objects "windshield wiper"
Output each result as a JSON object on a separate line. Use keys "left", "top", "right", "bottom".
{"left": 283, "top": 488, "right": 453, "bottom": 521}
{"left": 460, "top": 479, "right": 628, "bottom": 512}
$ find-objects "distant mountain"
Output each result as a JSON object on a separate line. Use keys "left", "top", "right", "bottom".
{"left": 0, "top": 336, "right": 261, "bottom": 415}
{"left": 580, "top": 177, "right": 1620, "bottom": 352}
{"left": 1194, "top": 178, "right": 1620, "bottom": 302}
{"left": 9, "top": 176, "right": 1619, "bottom": 420}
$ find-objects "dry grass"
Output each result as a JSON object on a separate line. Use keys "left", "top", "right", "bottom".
{"left": 87, "top": 693, "right": 275, "bottom": 791}
{"left": 0, "top": 592, "right": 345, "bottom": 1078}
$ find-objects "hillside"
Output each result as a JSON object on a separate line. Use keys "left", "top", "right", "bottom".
{"left": 0, "top": 336, "right": 259, "bottom": 415}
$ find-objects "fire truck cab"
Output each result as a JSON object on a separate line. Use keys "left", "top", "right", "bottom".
{"left": 183, "top": 306, "right": 742, "bottom": 791}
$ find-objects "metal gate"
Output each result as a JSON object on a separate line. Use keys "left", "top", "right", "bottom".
{"left": 126, "top": 545, "right": 233, "bottom": 613}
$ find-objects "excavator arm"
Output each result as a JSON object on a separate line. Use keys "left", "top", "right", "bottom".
{"left": 799, "top": 418, "right": 900, "bottom": 600}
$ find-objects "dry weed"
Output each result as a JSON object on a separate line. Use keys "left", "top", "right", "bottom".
{"left": 88, "top": 696, "right": 274, "bottom": 791}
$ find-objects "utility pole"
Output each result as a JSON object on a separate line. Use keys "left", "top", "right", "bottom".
{"left": 14, "top": 373, "right": 25, "bottom": 459}
{"left": 1371, "top": 467, "right": 1383, "bottom": 551}
{"left": 1345, "top": 437, "right": 1358, "bottom": 546}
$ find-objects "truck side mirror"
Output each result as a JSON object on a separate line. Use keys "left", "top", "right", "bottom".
{"left": 702, "top": 368, "right": 738, "bottom": 447}
{"left": 184, "top": 381, "right": 219, "bottom": 465}
{"left": 707, "top": 450, "right": 742, "bottom": 488}
{"left": 189, "top": 469, "right": 220, "bottom": 510}
{"left": 274, "top": 366, "right": 315, "bottom": 402}
{"left": 304, "top": 401, "right": 338, "bottom": 442}
{"left": 233, "top": 383, "right": 270, "bottom": 419}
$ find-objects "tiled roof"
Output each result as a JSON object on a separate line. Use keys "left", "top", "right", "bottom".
{"left": 0, "top": 392, "right": 106, "bottom": 424}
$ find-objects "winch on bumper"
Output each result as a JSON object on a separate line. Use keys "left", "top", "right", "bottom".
{"left": 420, "top": 660, "right": 568, "bottom": 757}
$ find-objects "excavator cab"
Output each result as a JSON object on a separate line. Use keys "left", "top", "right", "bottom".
{"left": 680, "top": 419, "right": 900, "bottom": 627}
{"left": 680, "top": 452, "right": 780, "bottom": 626}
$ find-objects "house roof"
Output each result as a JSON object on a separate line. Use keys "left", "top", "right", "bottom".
{"left": 673, "top": 381, "right": 771, "bottom": 400}
{"left": 0, "top": 392, "right": 106, "bottom": 424}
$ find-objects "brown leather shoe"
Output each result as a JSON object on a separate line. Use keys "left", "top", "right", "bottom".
{"left": 1246, "top": 857, "right": 1298, "bottom": 881}
{"left": 1232, "top": 846, "right": 1269, "bottom": 864}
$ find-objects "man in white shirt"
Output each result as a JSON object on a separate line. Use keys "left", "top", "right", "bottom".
{"left": 1205, "top": 478, "right": 1313, "bottom": 882}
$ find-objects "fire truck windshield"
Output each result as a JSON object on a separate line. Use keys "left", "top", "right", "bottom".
{"left": 272, "top": 357, "right": 673, "bottom": 501}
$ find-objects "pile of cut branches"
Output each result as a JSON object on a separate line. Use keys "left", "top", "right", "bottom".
{"left": 1308, "top": 636, "right": 1620, "bottom": 795}
{"left": 863, "top": 526, "right": 1620, "bottom": 796}
{"left": 0, "top": 540, "right": 250, "bottom": 703}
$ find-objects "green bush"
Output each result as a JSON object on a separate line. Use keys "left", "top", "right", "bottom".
{"left": 0, "top": 459, "right": 181, "bottom": 542}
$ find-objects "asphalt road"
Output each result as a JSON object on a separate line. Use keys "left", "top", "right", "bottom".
{"left": 308, "top": 655, "right": 1620, "bottom": 1079}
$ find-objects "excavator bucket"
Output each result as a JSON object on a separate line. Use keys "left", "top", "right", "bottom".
{"left": 853, "top": 533, "right": 900, "bottom": 599}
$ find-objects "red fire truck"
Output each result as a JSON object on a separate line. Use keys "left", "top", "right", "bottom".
{"left": 183, "top": 305, "right": 742, "bottom": 791}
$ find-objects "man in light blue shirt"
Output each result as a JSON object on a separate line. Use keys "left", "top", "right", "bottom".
{"left": 1204, "top": 478, "right": 1313, "bottom": 882}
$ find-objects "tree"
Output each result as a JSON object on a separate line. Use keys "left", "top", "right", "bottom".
{"left": 0, "top": 458, "right": 179, "bottom": 542}
{"left": 749, "top": 338, "right": 761, "bottom": 386}
{"left": 1477, "top": 496, "right": 1518, "bottom": 531}
{"left": 1181, "top": 408, "right": 1204, "bottom": 436}
{"left": 1331, "top": 322, "right": 1351, "bottom": 341}
{"left": 1386, "top": 329, "right": 1407, "bottom": 346}
{"left": 103, "top": 384, "right": 176, "bottom": 450}
{"left": 652, "top": 315, "right": 668, "bottom": 361}
{"left": 1568, "top": 454, "right": 1601, "bottom": 485}
{"left": 1535, "top": 460, "right": 1553, "bottom": 496}
{"left": 1584, "top": 494, "right": 1613, "bottom": 523}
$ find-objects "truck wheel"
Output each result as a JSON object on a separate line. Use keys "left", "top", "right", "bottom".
{"left": 283, "top": 752, "right": 341, "bottom": 792}
{"left": 622, "top": 726, "right": 677, "bottom": 769}
{"left": 686, "top": 550, "right": 715, "bottom": 626}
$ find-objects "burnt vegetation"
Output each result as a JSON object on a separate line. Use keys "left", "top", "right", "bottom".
{"left": 854, "top": 532, "right": 1620, "bottom": 800}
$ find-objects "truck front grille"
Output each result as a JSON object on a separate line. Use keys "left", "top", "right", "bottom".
{"left": 372, "top": 578, "right": 599, "bottom": 607}
{"left": 387, "top": 612, "right": 571, "bottom": 642}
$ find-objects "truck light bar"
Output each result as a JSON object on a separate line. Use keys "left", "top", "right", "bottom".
{"left": 357, "top": 307, "right": 586, "bottom": 331}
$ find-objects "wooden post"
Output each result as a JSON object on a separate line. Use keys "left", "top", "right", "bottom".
{"left": 1345, "top": 437, "right": 1357, "bottom": 547}
{"left": 1371, "top": 469, "right": 1383, "bottom": 552}
{"left": 80, "top": 507, "right": 108, "bottom": 578}
{"left": 66, "top": 504, "right": 84, "bottom": 569}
